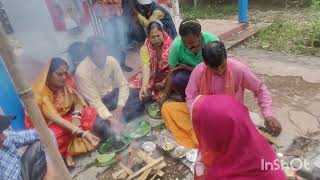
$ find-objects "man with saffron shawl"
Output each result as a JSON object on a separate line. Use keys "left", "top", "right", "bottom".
{"left": 162, "top": 41, "right": 282, "bottom": 148}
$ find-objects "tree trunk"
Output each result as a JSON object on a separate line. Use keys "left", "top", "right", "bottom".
{"left": 0, "top": 30, "right": 72, "bottom": 180}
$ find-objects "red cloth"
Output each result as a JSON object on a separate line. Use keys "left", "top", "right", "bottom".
{"left": 25, "top": 107, "right": 96, "bottom": 156}
{"left": 96, "top": 0, "right": 121, "bottom": 5}
{"left": 93, "top": 0, "right": 123, "bottom": 17}
{"left": 66, "top": 74, "right": 77, "bottom": 90}
{"left": 192, "top": 95, "right": 286, "bottom": 180}
{"left": 45, "top": 0, "right": 91, "bottom": 31}
{"left": 129, "top": 32, "right": 172, "bottom": 98}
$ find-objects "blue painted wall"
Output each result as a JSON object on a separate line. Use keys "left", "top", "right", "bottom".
{"left": 0, "top": 58, "right": 25, "bottom": 130}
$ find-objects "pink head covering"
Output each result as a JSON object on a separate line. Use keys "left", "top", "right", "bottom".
{"left": 192, "top": 95, "right": 286, "bottom": 180}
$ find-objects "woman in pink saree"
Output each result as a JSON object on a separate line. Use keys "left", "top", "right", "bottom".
{"left": 192, "top": 95, "right": 286, "bottom": 180}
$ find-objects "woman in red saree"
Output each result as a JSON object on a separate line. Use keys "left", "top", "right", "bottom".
{"left": 192, "top": 95, "right": 286, "bottom": 180}
{"left": 25, "top": 57, "right": 113, "bottom": 167}
{"left": 129, "top": 21, "right": 172, "bottom": 101}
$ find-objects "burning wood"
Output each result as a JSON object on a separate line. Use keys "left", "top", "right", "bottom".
{"left": 112, "top": 149, "right": 166, "bottom": 180}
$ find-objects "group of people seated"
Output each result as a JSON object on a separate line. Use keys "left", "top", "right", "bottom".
{"left": 92, "top": 0, "right": 177, "bottom": 72}
{"left": 0, "top": 12, "right": 287, "bottom": 179}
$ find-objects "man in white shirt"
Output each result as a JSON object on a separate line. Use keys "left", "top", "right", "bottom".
{"left": 75, "top": 36, "right": 144, "bottom": 132}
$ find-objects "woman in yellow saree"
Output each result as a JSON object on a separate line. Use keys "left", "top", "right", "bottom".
{"left": 25, "top": 57, "right": 112, "bottom": 167}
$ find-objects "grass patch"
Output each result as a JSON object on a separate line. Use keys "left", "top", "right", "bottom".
{"left": 311, "top": 0, "right": 320, "bottom": 9}
{"left": 245, "top": 0, "right": 320, "bottom": 56}
{"left": 180, "top": 4, "right": 238, "bottom": 19}
{"left": 246, "top": 17, "right": 320, "bottom": 56}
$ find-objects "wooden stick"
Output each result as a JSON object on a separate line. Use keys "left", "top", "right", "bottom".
{"left": 150, "top": 173, "right": 157, "bottom": 180}
{"left": 296, "top": 130, "right": 320, "bottom": 143}
{"left": 137, "top": 150, "right": 154, "bottom": 163}
{"left": 137, "top": 168, "right": 152, "bottom": 180}
{"left": 154, "top": 162, "right": 166, "bottom": 176}
{"left": 163, "top": 135, "right": 168, "bottom": 149}
{"left": 137, "top": 151, "right": 165, "bottom": 176}
{"left": 127, "top": 157, "right": 163, "bottom": 180}
{"left": 112, "top": 170, "right": 124, "bottom": 179}
{"left": 112, "top": 170, "right": 127, "bottom": 180}
{"left": 257, "top": 129, "right": 283, "bottom": 148}
{"left": 119, "top": 162, "right": 133, "bottom": 175}
{"left": 0, "top": 31, "right": 71, "bottom": 179}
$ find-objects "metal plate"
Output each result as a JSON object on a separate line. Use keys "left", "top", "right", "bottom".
{"left": 142, "top": 141, "right": 156, "bottom": 152}
{"left": 186, "top": 149, "right": 198, "bottom": 163}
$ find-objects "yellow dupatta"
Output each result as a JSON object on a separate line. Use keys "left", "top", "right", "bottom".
{"left": 32, "top": 59, "right": 87, "bottom": 122}
{"left": 29, "top": 59, "right": 97, "bottom": 156}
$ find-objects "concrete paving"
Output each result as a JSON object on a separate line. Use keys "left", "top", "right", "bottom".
{"left": 199, "top": 19, "right": 248, "bottom": 41}
{"left": 231, "top": 48, "right": 320, "bottom": 83}
{"left": 231, "top": 47, "right": 320, "bottom": 153}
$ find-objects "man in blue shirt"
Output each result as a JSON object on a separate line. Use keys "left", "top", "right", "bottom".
{"left": 0, "top": 115, "right": 47, "bottom": 180}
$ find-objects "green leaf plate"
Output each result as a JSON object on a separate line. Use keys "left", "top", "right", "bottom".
{"left": 98, "top": 135, "right": 129, "bottom": 154}
{"left": 146, "top": 102, "right": 162, "bottom": 119}
{"left": 124, "top": 120, "right": 152, "bottom": 139}
{"left": 95, "top": 153, "right": 116, "bottom": 167}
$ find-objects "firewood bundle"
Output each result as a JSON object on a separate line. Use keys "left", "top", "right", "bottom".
{"left": 112, "top": 150, "right": 166, "bottom": 180}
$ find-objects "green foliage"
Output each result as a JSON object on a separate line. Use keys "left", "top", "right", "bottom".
{"left": 247, "top": 17, "right": 320, "bottom": 56}
{"left": 284, "top": 0, "right": 313, "bottom": 8}
{"left": 312, "top": 0, "right": 320, "bottom": 8}
{"left": 181, "top": 4, "right": 237, "bottom": 19}
{"left": 309, "top": 18, "right": 320, "bottom": 48}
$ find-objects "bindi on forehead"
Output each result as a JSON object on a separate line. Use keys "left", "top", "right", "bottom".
{"left": 56, "top": 65, "right": 68, "bottom": 73}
